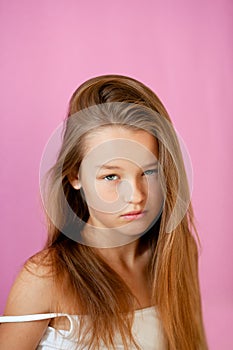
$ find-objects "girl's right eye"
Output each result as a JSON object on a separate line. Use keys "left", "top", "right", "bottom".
{"left": 104, "top": 174, "right": 119, "bottom": 181}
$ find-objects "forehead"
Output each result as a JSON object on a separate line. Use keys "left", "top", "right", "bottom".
{"left": 82, "top": 126, "right": 159, "bottom": 168}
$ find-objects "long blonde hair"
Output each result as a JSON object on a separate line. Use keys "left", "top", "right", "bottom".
{"left": 36, "top": 75, "right": 208, "bottom": 349}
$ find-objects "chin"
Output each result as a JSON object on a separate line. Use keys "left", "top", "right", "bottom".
{"left": 115, "top": 220, "right": 154, "bottom": 237}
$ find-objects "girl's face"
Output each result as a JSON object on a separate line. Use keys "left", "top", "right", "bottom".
{"left": 71, "top": 127, "right": 164, "bottom": 239}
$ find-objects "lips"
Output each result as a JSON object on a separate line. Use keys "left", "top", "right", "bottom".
{"left": 120, "top": 210, "right": 146, "bottom": 221}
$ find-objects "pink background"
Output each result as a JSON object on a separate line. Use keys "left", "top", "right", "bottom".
{"left": 1, "top": 0, "right": 232, "bottom": 348}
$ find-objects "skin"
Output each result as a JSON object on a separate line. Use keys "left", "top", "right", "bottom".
{"left": 73, "top": 127, "right": 163, "bottom": 247}
{"left": 0, "top": 258, "right": 54, "bottom": 350}
{"left": 0, "top": 127, "right": 162, "bottom": 348}
{"left": 79, "top": 127, "right": 162, "bottom": 307}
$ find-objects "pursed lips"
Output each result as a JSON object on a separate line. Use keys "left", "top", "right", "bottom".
{"left": 120, "top": 210, "right": 146, "bottom": 220}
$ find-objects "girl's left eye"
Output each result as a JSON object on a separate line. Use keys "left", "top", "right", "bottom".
{"left": 143, "top": 169, "right": 158, "bottom": 176}
{"left": 104, "top": 174, "right": 119, "bottom": 181}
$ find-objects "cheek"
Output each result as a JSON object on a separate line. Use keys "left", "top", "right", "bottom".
{"left": 81, "top": 179, "right": 120, "bottom": 211}
{"left": 147, "top": 177, "right": 164, "bottom": 203}
{"left": 95, "top": 182, "right": 119, "bottom": 203}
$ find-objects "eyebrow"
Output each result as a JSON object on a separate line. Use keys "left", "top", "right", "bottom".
{"left": 96, "top": 161, "right": 158, "bottom": 170}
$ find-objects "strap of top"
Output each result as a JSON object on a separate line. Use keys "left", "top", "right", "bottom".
{"left": 0, "top": 313, "right": 67, "bottom": 323}
{"left": 0, "top": 313, "right": 75, "bottom": 334}
{"left": 0, "top": 307, "right": 156, "bottom": 335}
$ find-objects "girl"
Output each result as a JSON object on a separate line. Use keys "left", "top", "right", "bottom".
{"left": 0, "top": 75, "right": 208, "bottom": 349}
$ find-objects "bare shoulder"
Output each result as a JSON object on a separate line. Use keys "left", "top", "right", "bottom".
{"left": 0, "top": 250, "right": 56, "bottom": 350}
{"left": 4, "top": 249, "right": 55, "bottom": 316}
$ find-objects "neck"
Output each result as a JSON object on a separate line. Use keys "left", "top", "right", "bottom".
{"left": 80, "top": 218, "right": 160, "bottom": 269}
{"left": 96, "top": 237, "right": 150, "bottom": 269}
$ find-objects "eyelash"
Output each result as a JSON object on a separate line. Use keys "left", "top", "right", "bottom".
{"left": 103, "top": 169, "right": 158, "bottom": 181}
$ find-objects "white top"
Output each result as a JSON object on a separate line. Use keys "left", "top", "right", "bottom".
{"left": 0, "top": 306, "right": 167, "bottom": 349}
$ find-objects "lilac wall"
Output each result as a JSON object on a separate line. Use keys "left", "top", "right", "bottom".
{"left": 1, "top": 1, "right": 232, "bottom": 348}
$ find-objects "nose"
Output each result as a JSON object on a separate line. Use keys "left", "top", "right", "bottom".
{"left": 118, "top": 178, "right": 146, "bottom": 204}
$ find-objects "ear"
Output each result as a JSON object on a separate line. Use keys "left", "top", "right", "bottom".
{"left": 69, "top": 174, "right": 82, "bottom": 190}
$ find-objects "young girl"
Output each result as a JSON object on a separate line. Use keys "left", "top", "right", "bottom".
{"left": 0, "top": 75, "right": 208, "bottom": 349}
